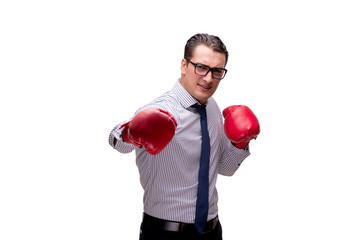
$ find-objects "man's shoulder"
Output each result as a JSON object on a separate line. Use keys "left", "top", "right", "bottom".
{"left": 135, "top": 89, "right": 179, "bottom": 114}
{"left": 151, "top": 89, "right": 179, "bottom": 107}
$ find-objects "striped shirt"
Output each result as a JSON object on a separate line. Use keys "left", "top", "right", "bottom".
{"left": 109, "top": 79, "right": 250, "bottom": 223}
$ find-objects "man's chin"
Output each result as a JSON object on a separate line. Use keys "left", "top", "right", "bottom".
{"left": 194, "top": 93, "right": 212, "bottom": 105}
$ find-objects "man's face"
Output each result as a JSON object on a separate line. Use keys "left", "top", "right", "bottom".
{"left": 180, "top": 44, "right": 226, "bottom": 105}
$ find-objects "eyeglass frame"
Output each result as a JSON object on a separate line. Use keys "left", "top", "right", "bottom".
{"left": 187, "top": 60, "right": 228, "bottom": 80}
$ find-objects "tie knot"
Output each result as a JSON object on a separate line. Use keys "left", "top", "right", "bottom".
{"left": 192, "top": 104, "right": 207, "bottom": 119}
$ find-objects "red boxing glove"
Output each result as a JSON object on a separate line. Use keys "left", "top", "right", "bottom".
{"left": 121, "top": 108, "right": 177, "bottom": 155}
{"left": 222, "top": 105, "right": 260, "bottom": 149}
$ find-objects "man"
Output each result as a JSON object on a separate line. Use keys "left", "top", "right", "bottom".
{"left": 109, "top": 33, "right": 260, "bottom": 240}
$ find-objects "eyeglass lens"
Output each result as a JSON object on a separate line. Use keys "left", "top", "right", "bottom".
{"left": 194, "top": 63, "right": 226, "bottom": 79}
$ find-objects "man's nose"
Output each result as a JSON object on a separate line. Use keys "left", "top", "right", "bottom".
{"left": 203, "top": 70, "right": 213, "bottom": 81}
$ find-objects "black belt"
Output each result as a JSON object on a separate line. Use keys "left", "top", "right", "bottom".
{"left": 142, "top": 213, "right": 218, "bottom": 234}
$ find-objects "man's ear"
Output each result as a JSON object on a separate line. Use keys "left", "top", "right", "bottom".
{"left": 180, "top": 58, "right": 187, "bottom": 75}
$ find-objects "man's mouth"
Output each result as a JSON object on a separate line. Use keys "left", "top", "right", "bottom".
{"left": 198, "top": 83, "right": 211, "bottom": 90}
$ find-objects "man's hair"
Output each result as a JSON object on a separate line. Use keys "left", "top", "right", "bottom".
{"left": 184, "top": 33, "right": 229, "bottom": 66}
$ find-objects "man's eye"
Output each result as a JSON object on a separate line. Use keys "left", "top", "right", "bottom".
{"left": 197, "top": 65, "right": 208, "bottom": 71}
{"left": 213, "top": 69, "right": 224, "bottom": 75}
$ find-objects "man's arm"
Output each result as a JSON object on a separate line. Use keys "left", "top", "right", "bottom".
{"left": 108, "top": 122, "right": 136, "bottom": 154}
{"left": 109, "top": 107, "right": 177, "bottom": 155}
{"left": 218, "top": 131, "right": 251, "bottom": 176}
{"left": 218, "top": 104, "right": 260, "bottom": 176}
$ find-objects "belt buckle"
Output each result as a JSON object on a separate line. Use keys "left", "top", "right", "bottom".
{"left": 163, "top": 221, "right": 182, "bottom": 232}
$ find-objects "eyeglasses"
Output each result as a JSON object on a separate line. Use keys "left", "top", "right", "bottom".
{"left": 188, "top": 60, "right": 227, "bottom": 80}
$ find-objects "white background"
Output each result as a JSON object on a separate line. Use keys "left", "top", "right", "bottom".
{"left": 1, "top": 0, "right": 359, "bottom": 239}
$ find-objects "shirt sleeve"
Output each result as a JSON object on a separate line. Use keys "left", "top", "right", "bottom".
{"left": 108, "top": 121, "right": 136, "bottom": 153}
{"left": 218, "top": 126, "right": 251, "bottom": 176}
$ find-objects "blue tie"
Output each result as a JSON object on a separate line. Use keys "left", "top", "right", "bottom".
{"left": 192, "top": 104, "right": 210, "bottom": 234}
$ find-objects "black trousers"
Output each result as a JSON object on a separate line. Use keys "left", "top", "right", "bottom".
{"left": 139, "top": 216, "right": 223, "bottom": 240}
